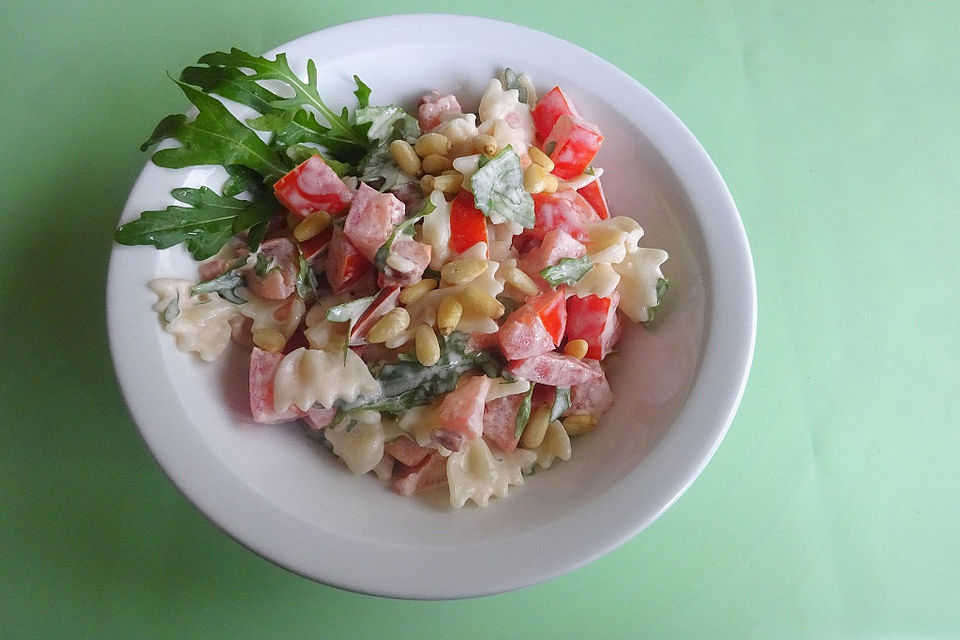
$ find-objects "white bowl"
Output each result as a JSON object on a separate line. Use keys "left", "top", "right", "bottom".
{"left": 107, "top": 14, "right": 756, "bottom": 599}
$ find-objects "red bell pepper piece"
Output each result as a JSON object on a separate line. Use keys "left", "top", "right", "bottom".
{"left": 531, "top": 86, "right": 580, "bottom": 142}
{"left": 325, "top": 227, "right": 371, "bottom": 293}
{"left": 543, "top": 114, "right": 604, "bottom": 179}
{"left": 249, "top": 347, "right": 305, "bottom": 424}
{"left": 273, "top": 155, "right": 354, "bottom": 220}
{"left": 577, "top": 178, "right": 610, "bottom": 220}
{"left": 297, "top": 227, "right": 333, "bottom": 263}
{"left": 449, "top": 191, "right": 488, "bottom": 254}
{"left": 349, "top": 285, "right": 401, "bottom": 344}
{"left": 497, "top": 290, "right": 567, "bottom": 360}
{"left": 565, "top": 292, "right": 621, "bottom": 360}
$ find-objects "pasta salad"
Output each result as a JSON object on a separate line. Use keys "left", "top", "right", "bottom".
{"left": 115, "top": 50, "right": 669, "bottom": 508}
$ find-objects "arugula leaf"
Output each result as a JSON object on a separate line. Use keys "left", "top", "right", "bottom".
{"left": 514, "top": 383, "right": 535, "bottom": 438}
{"left": 499, "top": 68, "right": 528, "bottom": 104}
{"left": 470, "top": 145, "right": 535, "bottom": 229}
{"left": 221, "top": 164, "right": 264, "bottom": 197}
{"left": 326, "top": 296, "right": 375, "bottom": 323}
{"left": 180, "top": 64, "right": 283, "bottom": 114}
{"left": 115, "top": 187, "right": 275, "bottom": 260}
{"left": 344, "top": 332, "right": 491, "bottom": 414}
{"left": 141, "top": 80, "right": 287, "bottom": 182}
{"left": 373, "top": 199, "right": 436, "bottom": 271}
{"left": 195, "top": 49, "right": 371, "bottom": 163}
{"left": 541, "top": 256, "right": 593, "bottom": 287}
{"left": 550, "top": 387, "right": 571, "bottom": 422}
{"left": 190, "top": 257, "right": 248, "bottom": 304}
{"left": 643, "top": 277, "right": 670, "bottom": 326}
{"left": 354, "top": 75, "right": 372, "bottom": 109}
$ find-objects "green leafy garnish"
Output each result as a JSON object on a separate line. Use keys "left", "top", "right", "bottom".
{"left": 326, "top": 296, "right": 375, "bottom": 323}
{"left": 499, "top": 68, "right": 529, "bottom": 104}
{"left": 141, "top": 81, "right": 287, "bottom": 182}
{"left": 295, "top": 249, "right": 319, "bottom": 300}
{"left": 541, "top": 257, "right": 593, "bottom": 287}
{"left": 514, "top": 383, "right": 536, "bottom": 438}
{"left": 643, "top": 278, "right": 670, "bottom": 326}
{"left": 114, "top": 187, "right": 277, "bottom": 260}
{"left": 373, "top": 199, "right": 436, "bottom": 271}
{"left": 190, "top": 256, "right": 248, "bottom": 304}
{"left": 253, "top": 252, "right": 278, "bottom": 278}
{"left": 221, "top": 164, "right": 264, "bottom": 198}
{"left": 162, "top": 295, "right": 180, "bottom": 323}
{"left": 470, "top": 145, "right": 535, "bottom": 229}
{"left": 497, "top": 295, "right": 523, "bottom": 317}
{"left": 356, "top": 105, "right": 421, "bottom": 191}
{"left": 550, "top": 387, "right": 571, "bottom": 422}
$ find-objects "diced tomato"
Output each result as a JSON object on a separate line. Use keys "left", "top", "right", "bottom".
{"left": 325, "top": 227, "right": 371, "bottom": 293}
{"left": 543, "top": 114, "right": 604, "bottom": 179}
{"left": 349, "top": 285, "right": 400, "bottom": 344}
{"left": 498, "top": 289, "right": 567, "bottom": 359}
{"left": 249, "top": 347, "right": 305, "bottom": 424}
{"left": 568, "top": 359, "right": 615, "bottom": 418}
{"left": 518, "top": 229, "right": 586, "bottom": 289}
{"left": 303, "top": 407, "right": 336, "bottom": 430}
{"left": 483, "top": 394, "right": 523, "bottom": 452}
{"left": 526, "top": 190, "right": 601, "bottom": 242}
{"left": 435, "top": 375, "right": 493, "bottom": 451}
{"left": 565, "top": 292, "right": 621, "bottom": 360}
{"left": 449, "top": 191, "right": 488, "bottom": 254}
{"left": 343, "top": 183, "right": 406, "bottom": 262}
{"left": 506, "top": 352, "right": 602, "bottom": 387}
{"left": 418, "top": 90, "right": 463, "bottom": 132}
{"left": 298, "top": 227, "right": 333, "bottom": 263}
{"left": 273, "top": 155, "right": 354, "bottom": 219}
{"left": 577, "top": 178, "right": 610, "bottom": 220}
{"left": 245, "top": 237, "right": 298, "bottom": 300}
{"left": 531, "top": 86, "right": 580, "bottom": 142}
{"left": 384, "top": 436, "right": 432, "bottom": 467}
{"left": 391, "top": 451, "right": 448, "bottom": 496}
{"left": 378, "top": 238, "right": 431, "bottom": 288}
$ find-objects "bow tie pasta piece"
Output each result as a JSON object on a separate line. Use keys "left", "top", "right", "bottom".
{"left": 568, "top": 262, "right": 621, "bottom": 299}
{"left": 240, "top": 295, "right": 306, "bottom": 340}
{"left": 324, "top": 410, "right": 387, "bottom": 475}
{"left": 398, "top": 403, "right": 444, "bottom": 448}
{"left": 420, "top": 189, "right": 453, "bottom": 270}
{"left": 435, "top": 112, "right": 480, "bottom": 158}
{"left": 613, "top": 248, "right": 669, "bottom": 322}
{"left": 273, "top": 347, "right": 380, "bottom": 412}
{"left": 150, "top": 278, "right": 239, "bottom": 361}
{"left": 525, "top": 420, "right": 572, "bottom": 471}
{"left": 585, "top": 216, "right": 645, "bottom": 263}
{"left": 477, "top": 79, "right": 536, "bottom": 157}
{"left": 446, "top": 438, "right": 536, "bottom": 508}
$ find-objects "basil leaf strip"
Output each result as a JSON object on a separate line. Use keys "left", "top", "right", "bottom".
{"left": 470, "top": 145, "right": 535, "bottom": 229}
{"left": 541, "top": 256, "right": 593, "bottom": 287}
{"left": 514, "top": 383, "right": 536, "bottom": 438}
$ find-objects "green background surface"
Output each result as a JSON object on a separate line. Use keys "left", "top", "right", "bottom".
{"left": 2, "top": 1, "right": 958, "bottom": 637}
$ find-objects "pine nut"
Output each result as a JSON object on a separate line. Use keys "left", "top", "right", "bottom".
{"left": 399, "top": 278, "right": 438, "bottom": 305}
{"left": 420, "top": 174, "right": 436, "bottom": 194}
{"left": 367, "top": 307, "right": 411, "bottom": 344}
{"left": 528, "top": 146, "right": 555, "bottom": 172}
{"left": 564, "top": 339, "right": 589, "bottom": 360}
{"left": 414, "top": 133, "right": 451, "bottom": 157}
{"left": 253, "top": 328, "right": 286, "bottom": 353}
{"left": 521, "top": 406, "right": 551, "bottom": 448}
{"left": 473, "top": 134, "right": 498, "bottom": 157}
{"left": 432, "top": 172, "right": 463, "bottom": 194}
{"left": 415, "top": 324, "right": 441, "bottom": 366}
{"left": 505, "top": 266, "right": 540, "bottom": 297}
{"left": 293, "top": 210, "right": 332, "bottom": 242}
{"left": 457, "top": 284, "right": 505, "bottom": 319}
{"left": 422, "top": 154, "right": 453, "bottom": 175}
{"left": 286, "top": 212, "right": 300, "bottom": 230}
{"left": 437, "top": 296, "right": 463, "bottom": 334}
{"left": 389, "top": 139, "right": 422, "bottom": 176}
{"left": 562, "top": 414, "right": 597, "bottom": 436}
{"left": 441, "top": 258, "right": 488, "bottom": 285}
{"left": 542, "top": 173, "right": 559, "bottom": 194}
{"left": 523, "top": 162, "right": 547, "bottom": 194}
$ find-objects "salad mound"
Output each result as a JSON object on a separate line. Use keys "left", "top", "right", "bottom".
{"left": 115, "top": 51, "right": 669, "bottom": 508}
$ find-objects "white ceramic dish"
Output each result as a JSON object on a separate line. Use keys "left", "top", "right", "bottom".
{"left": 107, "top": 14, "right": 756, "bottom": 599}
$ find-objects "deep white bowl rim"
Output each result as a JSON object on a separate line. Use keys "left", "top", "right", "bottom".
{"left": 107, "top": 13, "right": 757, "bottom": 599}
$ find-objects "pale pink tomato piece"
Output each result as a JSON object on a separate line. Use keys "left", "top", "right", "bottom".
{"left": 565, "top": 292, "right": 621, "bottom": 360}
{"left": 249, "top": 347, "right": 305, "bottom": 424}
{"left": 530, "top": 86, "right": 580, "bottom": 142}
{"left": 567, "top": 359, "right": 615, "bottom": 419}
{"left": 527, "top": 190, "right": 601, "bottom": 242}
{"left": 417, "top": 90, "right": 462, "bottom": 132}
{"left": 543, "top": 114, "right": 604, "bottom": 179}
{"left": 518, "top": 228, "right": 586, "bottom": 290}
{"left": 482, "top": 393, "right": 523, "bottom": 452}
{"left": 498, "top": 289, "right": 567, "bottom": 359}
{"left": 384, "top": 436, "right": 432, "bottom": 468}
{"left": 245, "top": 237, "right": 298, "bottom": 300}
{"left": 506, "top": 351, "right": 602, "bottom": 387}
{"left": 342, "top": 183, "right": 405, "bottom": 261}
{"left": 434, "top": 375, "right": 493, "bottom": 451}
{"left": 273, "top": 154, "right": 354, "bottom": 219}
{"left": 325, "top": 227, "right": 372, "bottom": 293}
{"left": 391, "top": 451, "right": 449, "bottom": 496}
{"left": 350, "top": 285, "right": 401, "bottom": 344}
{"left": 378, "top": 238, "right": 432, "bottom": 288}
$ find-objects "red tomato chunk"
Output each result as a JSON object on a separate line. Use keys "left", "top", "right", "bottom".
{"left": 435, "top": 375, "right": 493, "bottom": 451}
{"left": 273, "top": 155, "right": 354, "bottom": 219}
{"left": 498, "top": 290, "right": 566, "bottom": 360}
{"left": 567, "top": 359, "right": 615, "bottom": 419}
{"left": 249, "top": 347, "right": 305, "bottom": 424}
{"left": 543, "top": 114, "right": 604, "bottom": 179}
{"left": 506, "top": 352, "right": 602, "bottom": 387}
{"left": 325, "top": 227, "right": 371, "bottom": 293}
{"left": 449, "top": 191, "right": 488, "bottom": 254}
{"left": 565, "top": 292, "right": 621, "bottom": 360}
{"left": 577, "top": 178, "right": 610, "bottom": 220}
{"left": 531, "top": 86, "right": 580, "bottom": 142}
{"left": 417, "top": 90, "right": 463, "bottom": 132}
{"left": 519, "top": 228, "right": 586, "bottom": 290}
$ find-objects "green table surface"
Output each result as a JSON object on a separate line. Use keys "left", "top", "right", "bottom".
{"left": 2, "top": 1, "right": 958, "bottom": 637}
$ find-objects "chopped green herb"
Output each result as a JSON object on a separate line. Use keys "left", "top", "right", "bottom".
{"left": 326, "top": 295, "right": 375, "bottom": 323}
{"left": 541, "top": 256, "right": 593, "bottom": 287}
{"left": 643, "top": 277, "right": 670, "bottom": 326}
{"left": 550, "top": 387, "right": 571, "bottom": 422}
{"left": 499, "top": 68, "right": 528, "bottom": 104}
{"left": 373, "top": 199, "right": 436, "bottom": 271}
{"left": 190, "top": 256, "right": 249, "bottom": 303}
{"left": 470, "top": 145, "right": 535, "bottom": 229}
{"left": 295, "top": 249, "right": 320, "bottom": 300}
{"left": 514, "top": 383, "right": 536, "bottom": 438}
